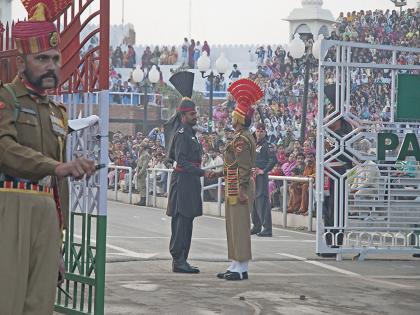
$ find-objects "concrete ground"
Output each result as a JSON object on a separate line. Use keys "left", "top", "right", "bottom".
{"left": 101, "top": 201, "right": 420, "bottom": 314}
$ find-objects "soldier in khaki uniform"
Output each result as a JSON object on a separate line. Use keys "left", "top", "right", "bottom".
{"left": 0, "top": 5, "right": 96, "bottom": 315}
{"left": 135, "top": 139, "right": 151, "bottom": 206}
{"left": 213, "top": 79, "right": 263, "bottom": 281}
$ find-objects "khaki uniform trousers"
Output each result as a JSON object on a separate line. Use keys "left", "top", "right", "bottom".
{"left": 0, "top": 191, "right": 60, "bottom": 315}
{"left": 225, "top": 182, "right": 255, "bottom": 262}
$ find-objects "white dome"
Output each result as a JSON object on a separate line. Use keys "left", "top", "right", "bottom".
{"left": 302, "top": 0, "right": 323, "bottom": 7}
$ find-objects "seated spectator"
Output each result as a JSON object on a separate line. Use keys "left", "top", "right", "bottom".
{"left": 297, "top": 153, "right": 316, "bottom": 215}
{"left": 169, "top": 46, "right": 179, "bottom": 65}
{"left": 281, "top": 152, "right": 296, "bottom": 176}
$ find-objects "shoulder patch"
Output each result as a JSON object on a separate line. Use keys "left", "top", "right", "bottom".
{"left": 178, "top": 127, "right": 184, "bottom": 134}
{"left": 0, "top": 101, "right": 5, "bottom": 109}
{"left": 234, "top": 138, "right": 246, "bottom": 153}
{"left": 58, "top": 104, "right": 67, "bottom": 112}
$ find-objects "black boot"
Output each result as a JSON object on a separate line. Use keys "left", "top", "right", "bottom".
{"left": 250, "top": 226, "right": 261, "bottom": 235}
{"left": 135, "top": 197, "right": 146, "bottom": 206}
{"left": 216, "top": 270, "right": 231, "bottom": 279}
{"left": 172, "top": 261, "right": 200, "bottom": 273}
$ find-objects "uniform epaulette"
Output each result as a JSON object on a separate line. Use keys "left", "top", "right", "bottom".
{"left": 236, "top": 134, "right": 251, "bottom": 146}
{"left": 178, "top": 128, "right": 184, "bottom": 134}
{"left": 58, "top": 104, "right": 67, "bottom": 112}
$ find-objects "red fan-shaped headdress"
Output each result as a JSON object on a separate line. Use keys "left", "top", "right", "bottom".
{"left": 228, "top": 79, "right": 263, "bottom": 125}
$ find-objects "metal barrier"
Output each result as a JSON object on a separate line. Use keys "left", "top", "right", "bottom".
{"left": 143, "top": 168, "right": 315, "bottom": 231}
{"left": 146, "top": 168, "right": 174, "bottom": 208}
{"left": 108, "top": 165, "right": 133, "bottom": 204}
{"left": 59, "top": 92, "right": 164, "bottom": 106}
{"left": 200, "top": 176, "right": 224, "bottom": 216}
{"left": 268, "top": 175, "right": 315, "bottom": 232}
{"left": 146, "top": 164, "right": 224, "bottom": 211}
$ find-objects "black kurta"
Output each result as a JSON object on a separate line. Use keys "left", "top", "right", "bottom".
{"left": 166, "top": 124, "right": 204, "bottom": 218}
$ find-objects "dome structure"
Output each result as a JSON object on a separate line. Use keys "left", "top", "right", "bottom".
{"left": 284, "top": 0, "right": 335, "bottom": 40}
{"left": 0, "top": 0, "right": 13, "bottom": 25}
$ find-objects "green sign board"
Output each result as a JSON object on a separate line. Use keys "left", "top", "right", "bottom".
{"left": 396, "top": 74, "right": 420, "bottom": 121}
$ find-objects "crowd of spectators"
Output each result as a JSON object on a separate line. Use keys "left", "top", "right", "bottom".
{"left": 108, "top": 7, "right": 420, "bottom": 214}
{"left": 110, "top": 45, "right": 137, "bottom": 68}
{"left": 109, "top": 37, "right": 212, "bottom": 70}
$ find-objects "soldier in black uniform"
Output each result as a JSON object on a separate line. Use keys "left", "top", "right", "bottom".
{"left": 251, "top": 123, "right": 277, "bottom": 237}
{"left": 165, "top": 71, "right": 213, "bottom": 273}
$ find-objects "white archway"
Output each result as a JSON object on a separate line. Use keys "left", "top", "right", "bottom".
{"left": 318, "top": 25, "right": 329, "bottom": 37}
{"left": 295, "top": 24, "right": 312, "bottom": 35}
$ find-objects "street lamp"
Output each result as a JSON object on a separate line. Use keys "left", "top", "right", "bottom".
{"left": 197, "top": 51, "right": 229, "bottom": 132}
{"left": 289, "top": 34, "right": 323, "bottom": 144}
{"left": 390, "top": 0, "right": 407, "bottom": 14}
{"left": 132, "top": 65, "right": 160, "bottom": 133}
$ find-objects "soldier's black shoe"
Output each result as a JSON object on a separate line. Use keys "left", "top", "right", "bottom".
{"left": 413, "top": 254, "right": 420, "bottom": 258}
{"left": 216, "top": 270, "right": 231, "bottom": 279}
{"left": 172, "top": 262, "right": 200, "bottom": 273}
{"left": 225, "top": 272, "right": 248, "bottom": 281}
{"left": 257, "top": 230, "right": 272, "bottom": 237}
{"left": 250, "top": 227, "right": 261, "bottom": 235}
{"left": 135, "top": 197, "right": 146, "bottom": 206}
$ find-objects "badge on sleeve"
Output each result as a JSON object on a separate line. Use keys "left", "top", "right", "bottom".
{"left": 0, "top": 101, "right": 5, "bottom": 109}
{"left": 235, "top": 139, "right": 244, "bottom": 153}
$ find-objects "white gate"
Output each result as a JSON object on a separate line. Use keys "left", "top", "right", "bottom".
{"left": 316, "top": 40, "right": 420, "bottom": 260}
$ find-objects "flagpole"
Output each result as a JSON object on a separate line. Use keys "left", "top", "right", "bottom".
{"left": 188, "top": 0, "right": 192, "bottom": 38}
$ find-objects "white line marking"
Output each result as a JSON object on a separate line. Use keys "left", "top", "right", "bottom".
{"left": 74, "top": 234, "right": 158, "bottom": 259}
{"left": 277, "top": 253, "right": 414, "bottom": 289}
{"left": 280, "top": 253, "right": 359, "bottom": 276}
{"left": 106, "top": 235, "right": 291, "bottom": 239}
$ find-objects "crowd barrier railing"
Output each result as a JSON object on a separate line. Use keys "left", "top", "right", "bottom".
{"left": 268, "top": 175, "right": 315, "bottom": 232}
{"left": 59, "top": 92, "right": 164, "bottom": 106}
{"left": 146, "top": 164, "right": 224, "bottom": 210}
{"left": 108, "top": 165, "right": 314, "bottom": 231}
{"left": 108, "top": 165, "right": 133, "bottom": 204}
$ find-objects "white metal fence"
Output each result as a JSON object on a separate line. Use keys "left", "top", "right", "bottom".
{"left": 108, "top": 165, "right": 133, "bottom": 204}
{"left": 269, "top": 176, "right": 315, "bottom": 232}
{"left": 107, "top": 164, "right": 315, "bottom": 231}
{"left": 58, "top": 92, "right": 164, "bottom": 106}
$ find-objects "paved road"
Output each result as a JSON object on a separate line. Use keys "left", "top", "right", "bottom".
{"left": 102, "top": 201, "right": 420, "bottom": 315}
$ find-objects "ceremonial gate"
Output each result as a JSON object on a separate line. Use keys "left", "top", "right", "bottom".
{"left": 0, "top": 0, "right": 110, "bottom": 314}
{"left": 316, "top": 40, "right": 420, "bottom": 260}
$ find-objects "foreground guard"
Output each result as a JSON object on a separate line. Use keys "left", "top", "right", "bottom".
{"left": 165, "top": 71, "right": 213, "bottom": 273}
{"left": 0, "top": 1, "right": 96, "bottom": 314}
{"left": 214, "top": 79, "right": 263, "bottom": 280}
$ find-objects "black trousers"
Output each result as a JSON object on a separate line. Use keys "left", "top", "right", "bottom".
{"left": 169, "top": 214, "right": 194, "bottom": 264}
{"left": 252, "top": 195, "right": 272, "bottom": 233}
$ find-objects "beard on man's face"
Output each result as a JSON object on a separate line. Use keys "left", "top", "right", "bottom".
{"left": 24, "top": 68, "right": 58, "bottom": 90}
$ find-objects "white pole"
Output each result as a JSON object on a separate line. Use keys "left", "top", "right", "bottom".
{"left": 122, "top": 0, "right": 125, "bottom": 25}
{"left": 282, "top": 179, "right": 288, "bottom": 228}
{"left": 188, "top": 0, "right": 192, "bottom": 38}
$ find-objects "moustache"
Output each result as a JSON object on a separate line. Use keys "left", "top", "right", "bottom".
{"left": 41, "top": 72, "right": 58, "bottom": 81}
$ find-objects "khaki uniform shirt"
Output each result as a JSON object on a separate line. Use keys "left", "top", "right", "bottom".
{"left": 0, "top": 76, "right": 69, "bottom": 217}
